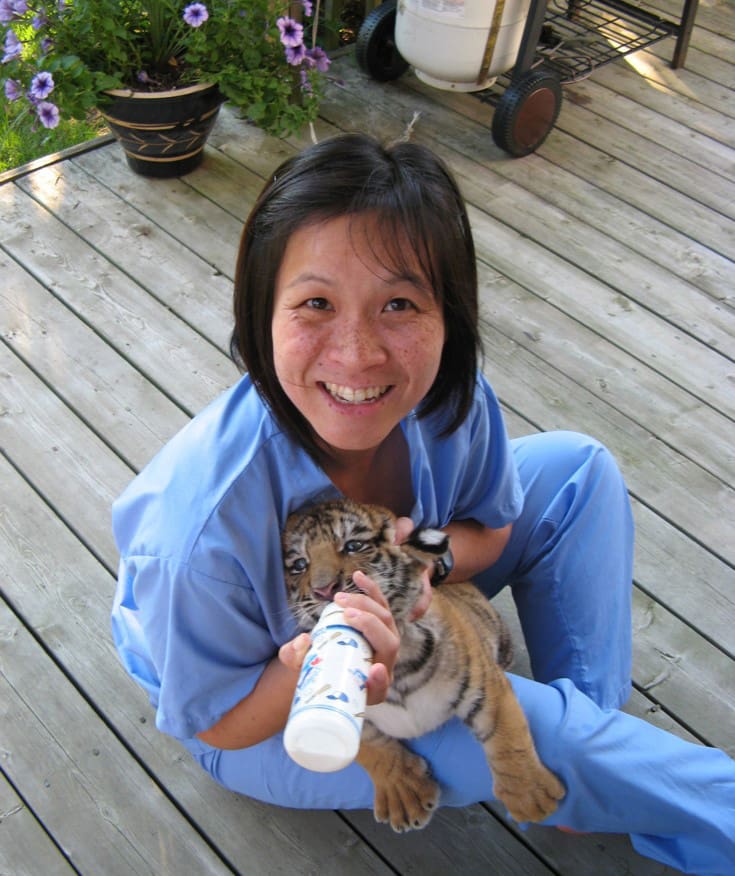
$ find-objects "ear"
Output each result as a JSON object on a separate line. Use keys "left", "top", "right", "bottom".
{"left": 401, "top": 526, "right": 449, "bottom": 565}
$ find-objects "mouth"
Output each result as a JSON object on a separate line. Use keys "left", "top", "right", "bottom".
{"left": 322, "top": 382, "right": 391, "bottom": 404}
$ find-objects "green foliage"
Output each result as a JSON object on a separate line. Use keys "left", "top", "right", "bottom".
{"left": 0, "top": 99, "right": 105, "bottom": 173}
{"left": 1, "top": 0, "right": 330, "bottom": 143}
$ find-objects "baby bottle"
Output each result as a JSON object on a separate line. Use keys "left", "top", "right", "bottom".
{"left": 284, "top": 601, "right": 374, "bottom": 772}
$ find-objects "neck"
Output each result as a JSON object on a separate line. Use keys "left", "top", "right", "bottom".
{"left": 320, "top": 427, "right": 413, "bottom": 516}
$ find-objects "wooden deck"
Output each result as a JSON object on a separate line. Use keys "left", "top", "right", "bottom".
{"left": 1, "top": 0, "right": 733, "bottom": 871}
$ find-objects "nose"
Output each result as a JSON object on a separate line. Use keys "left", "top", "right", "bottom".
{"left": 327, "top": 318, "right": 388, "bottom": 369}
{"left": 312, "top": 579, "right": 342, "bottom": 601}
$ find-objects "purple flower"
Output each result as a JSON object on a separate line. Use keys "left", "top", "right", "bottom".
{"left": 307, "top": 46, "right": 330, "bottom": 73}
{"left": 0, "top": 0, "right": 14, "bottom": 24}
{"left": 285, "top": 42, "right": 306, "bottom": 66}
{"left": 12, "top": 0, "right": 28, "bottom": 13}
{"left": 301, "top": 0, "right": 313, "bottom": 14}
{"left": 276, "top": 16, "right": 303, "bottom": 48}
{"left": 40, "top": 36, "right": 53, "bottom": 52}
{"left": 32, "top": 12, "right": 47, "bottom": 29}
{"left": 183, "top": 2, "right": 208, "bottom": 27}
{"left": 30, "top": 71, "right": 54, "bottom": 99}
{"left": 37, "top": 100, "right": 60, "bottom": 128}
{"left": 137, "top": 70, "right": 150, "bottom": 83}
{"left": 4, "top": 77, "right": 21, "bottom": 100}
{"left": 2, "top": 29, "right": 22, "bottom": 62}
{"left": 300, "top": 68, "right": 312, "bottom": 93}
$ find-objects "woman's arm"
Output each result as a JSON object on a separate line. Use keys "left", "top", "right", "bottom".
{"left": 197, "top": 572, "right": 400, "bottom": 750}
{"left": 443, "top": 519, "right": 512, "bottom": 583}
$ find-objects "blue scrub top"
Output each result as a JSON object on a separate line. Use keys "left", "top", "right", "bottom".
{"left": 111, "top": 371, "right": 522, "bottom": 744}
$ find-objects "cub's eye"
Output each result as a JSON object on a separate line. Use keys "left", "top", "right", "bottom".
{"left": 343, "top": 540, "right": 365, "bottom": 554}
{"left": 287, "top": 558, "right": 308, "bottom": 574}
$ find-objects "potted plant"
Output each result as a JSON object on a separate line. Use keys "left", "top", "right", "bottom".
{"left": 1, "top": 0, "right": 331, "bottom": 176}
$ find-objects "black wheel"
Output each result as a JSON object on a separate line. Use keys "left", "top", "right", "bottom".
{"left": 491, "top": 69, "right": 562, "bottom": 157}
{"left": 355, "top": 1, "right": 409, "bottom": 82}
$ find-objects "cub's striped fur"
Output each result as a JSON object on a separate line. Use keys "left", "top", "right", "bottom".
{"left": 282, "top": 498, "right": 565, "bottom": 832}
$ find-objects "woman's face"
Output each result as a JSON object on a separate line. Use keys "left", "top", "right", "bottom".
{"left": 271, "top": 214, "right": 445, "bottom": 459}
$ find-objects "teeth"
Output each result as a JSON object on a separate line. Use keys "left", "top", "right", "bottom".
{"left": 324, "top": 383, "right": 388, "bottom": 403}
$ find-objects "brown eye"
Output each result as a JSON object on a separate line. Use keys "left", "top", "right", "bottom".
{"left": 306, "top": 297, "right": 330, "bottom": 310}
{"left": 384, "top": 298, "right": 414, "bottom": 312}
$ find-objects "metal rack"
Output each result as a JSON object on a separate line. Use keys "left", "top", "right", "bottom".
{"left": 356, "top": 0, "right": 700, "bottom": 156}
{"left": 530, "top": 0, "right": 694, "bottom": 79}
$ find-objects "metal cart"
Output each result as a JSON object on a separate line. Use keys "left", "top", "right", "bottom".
{"left": 355, "top": 0, "right": 700, "bottom": 156}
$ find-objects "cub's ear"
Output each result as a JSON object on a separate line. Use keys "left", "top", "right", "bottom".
{"left": 401, "top": 527, "right": 449, "bottom": 564}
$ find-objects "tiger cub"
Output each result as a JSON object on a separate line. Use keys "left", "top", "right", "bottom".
{"left": 282, "top": 498, "right": 565, "bottom": 832}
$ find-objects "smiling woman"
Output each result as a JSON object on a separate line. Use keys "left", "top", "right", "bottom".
{"left": 270, "top": 214, "right": 445, "bottom": 480}
{"left": 232, "top": 133, "right": 481, "bottom": 464}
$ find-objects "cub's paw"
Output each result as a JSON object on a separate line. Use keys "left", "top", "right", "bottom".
{"left": 495, "top": 762, "right": 566, "bottom": 823}
{"left": 373, "top": 752, "right": 440, "bottom": 832}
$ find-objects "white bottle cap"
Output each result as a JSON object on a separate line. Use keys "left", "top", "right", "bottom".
{"left": 283, "top": 709, "right": 360, "bottom": 772}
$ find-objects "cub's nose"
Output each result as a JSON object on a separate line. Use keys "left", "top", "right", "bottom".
{"left": 312, "top": 580, "right": 342, "bottom": 601}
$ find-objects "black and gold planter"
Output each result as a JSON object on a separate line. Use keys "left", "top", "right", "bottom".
{"left": 101, "top": 82, "right": 224, "bottom": 178}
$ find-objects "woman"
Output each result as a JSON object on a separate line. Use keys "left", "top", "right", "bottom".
{"left": 112, "top": 133, "right": 734, "bottom": 873}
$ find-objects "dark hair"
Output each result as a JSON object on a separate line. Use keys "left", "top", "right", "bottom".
{"left": 230, "top": 132, "right": 481, "bottom": 460}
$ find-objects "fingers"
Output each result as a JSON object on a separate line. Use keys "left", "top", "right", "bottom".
{"left": 365, "top": 662, "right": 391, "bottom": 706}
{"left": 334, "top": 571, "right": 400, "bottom": 703}
{"left": 393, "top": 515, "right": 415, "bottom": 545}
{"left": 278, "top": 632, "right": 311, "bottom": 672}
{"left": 409, "top": 569, "right": 433, "bottom": 621}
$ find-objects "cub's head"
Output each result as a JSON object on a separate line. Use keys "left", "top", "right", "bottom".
{"left": 282, "top": 499, "right": 448, "bottom": 630}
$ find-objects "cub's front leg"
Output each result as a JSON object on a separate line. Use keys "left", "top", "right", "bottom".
{"left": 474, "top": 670, "right": 566, "bottom": 823}
{"left": 356, "top": 722, "right": 440, "bottom": 832}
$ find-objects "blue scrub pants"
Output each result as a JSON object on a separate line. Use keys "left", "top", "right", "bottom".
{"left": 192, "top": 432, "right": 735, "bottom": 874}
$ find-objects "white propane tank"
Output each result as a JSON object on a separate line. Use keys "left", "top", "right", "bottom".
{"left": 395, "top": 0, "right": 533, "bottom": 91}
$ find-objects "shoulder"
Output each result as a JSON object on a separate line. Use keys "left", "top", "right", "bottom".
{"left": 416, "top": 372, "right": 505, "bottom": 448}
{"left": 112, "top": 375, "right": 323, "bottom": 564}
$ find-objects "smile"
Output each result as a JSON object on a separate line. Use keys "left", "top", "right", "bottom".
{"left": 323, "top": 383, "right": 390, "bottom": 404}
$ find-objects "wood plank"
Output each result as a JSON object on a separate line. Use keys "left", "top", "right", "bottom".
{"left": 562, "top": 77, "right": 734, "bottom": 181}
{"left": 218, "top": 103, "right": 735, "bottom": 359}
{"left": 584, "top": 61, "right": 735, "bottom": 148}
{"left": 631, "top": 588, "right": 735, "bottom": 756}
{"left": 1, "top": 182, "right": 236, "bottom": 417}
{"left": 347, "top": 806, "right": 555, "bottom": 875}
{"left": 359, "top": 59, "right": 734, "bottom": 259}
{"left": 1, "top": 251, "right": 189, "bottom": 472}
{"left": 477, "top": 322, "right": 735, "bottom": 563}
{"left": 70, "top": 147, "right": 244, "bottom": 279}
{"left": 0, "top": 599, "right": 233, "bottom": 876}
{"left": 17, "top": 161, "right": 235, "bottom": 355}
{"left": 468, "top": 204, "right": 734, "bottom": 416}
{"left": 476, "top": 270, "right": 734, "bottom": 488}
{"left": 632, "top": 499, "right": 735, "bottom": 658}
{"left": 0, "top": 344, "right": 131, "bottom": 563}
{"left": 646, "top": 0, "right": 735, "bottom": 41}
{"left": 0, "top": 773, "right": 76, "bottom": 876}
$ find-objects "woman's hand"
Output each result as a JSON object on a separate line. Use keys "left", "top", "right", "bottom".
{"left": 278, "top": 632, "right": 312, "bottom": 673}
{"left": 334, "top": 571, "right": 401, "bottom": 706}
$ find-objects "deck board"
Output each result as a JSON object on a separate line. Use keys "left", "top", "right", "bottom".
{"left": 2, "top": 5, "right": 733, "bottom": 872}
